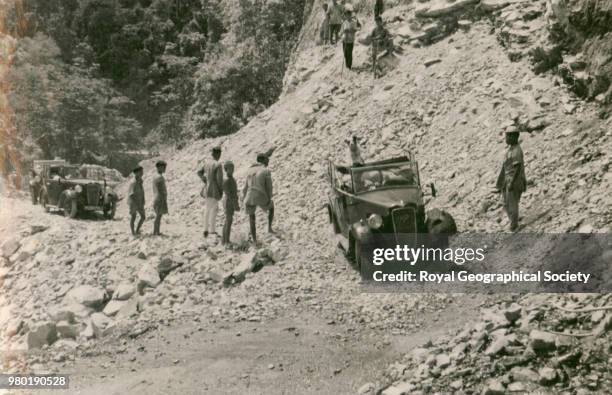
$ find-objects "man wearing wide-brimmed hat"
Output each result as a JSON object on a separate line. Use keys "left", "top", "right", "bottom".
{"left": 496, "top": 124, "right": 527, "bottom": 232}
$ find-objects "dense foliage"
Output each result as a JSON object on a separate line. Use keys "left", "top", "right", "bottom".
{"left": 2, "top": 0, "right": 306, "bottom": 172}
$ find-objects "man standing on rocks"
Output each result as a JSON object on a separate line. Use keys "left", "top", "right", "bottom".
{"left": 496, "top": 126, "right": 527, "bottom": 232}
{"left": 29, "top": 170, "right": 41, "bottom": 205}
{"left": 371, "top": 15, "right": 391, "bottom": 78}
{"left": 341, "top": 6, "right": 361, "bottom": 70}
{"left": 346, "top": 135, "right": 364, "bottom": 166}
{"left": 152, "top": 160, "right": 168, "bottom": 236}
{"left": 198, "top": 146, "right": 223, "bottom": 238}
{"left": 243, "top": 153, "right": 274, "bottom": 244}
{"left": 128, "top": 166, "right": 146, "bottom": 236}
{"left": 374, "top": 0, "right": 384, "bottom": 18}
{"left": 328, "top": 0, "right": 343, "bottom": 44}
{"left": 222, "top": 161, "right": 239, "bottom": 246}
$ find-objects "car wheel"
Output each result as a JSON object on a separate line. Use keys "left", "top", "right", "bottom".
{"left": 354, "top": 238, "right": 373, "bottom": 281}
{"left": 426, "top": 208, "right": 457, "bottom": 247}
{"left": 62, "top": 198, "right": 78, "bottom": 219}
{"left": 104, "top": 200, "right": 116, "bottom": 220}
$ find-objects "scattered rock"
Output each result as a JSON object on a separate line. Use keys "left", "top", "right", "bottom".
{"left": 529, "top": 330, "right": 557, "bottom": 354}
{"left": 27, "top": 322, "right": 58, "bottom": 349}
{"left": 137, "top": 263, "right": 161, "bottom": 292}
{"left": 65, "top": 285, "right": 106, "bottom": 309}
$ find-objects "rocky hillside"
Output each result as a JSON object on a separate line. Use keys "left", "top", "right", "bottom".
{"left": 1, "top": 0, "right": 611, "bottom": 393}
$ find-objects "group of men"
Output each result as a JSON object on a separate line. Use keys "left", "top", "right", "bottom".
{"left": 319, "top": 0, "right": 392, "bottom": 77}
{"left": 127, "top": 148, "right": 275, "bottom": 245}
{"left": 127, "top": 160, "right": 167, "bottom": 236}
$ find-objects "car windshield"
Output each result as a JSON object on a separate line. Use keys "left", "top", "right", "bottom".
{"left": 352, "top": 163, "right": 418, "bottom": 193}
{"left": 59, "top": 166, "right": 81, "bottom": 179}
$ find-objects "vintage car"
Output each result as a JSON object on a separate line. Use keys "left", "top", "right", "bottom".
{"left": 35, "top": 160, "right": 118, "bottom": 219}
{"left": 326, "top": 154, "right": 457, "bottom": 277}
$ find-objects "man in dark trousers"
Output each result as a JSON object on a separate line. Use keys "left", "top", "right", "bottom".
{"left": 328, "top": 0, "right": 344, "bottom": 44}
{"left": 496, "top": 126, "right": 527, "bottom": 231}
{"left": 222, "top": 161, "right": 240, "bottom": 246}
{"left": 198, "top": 146, "right": 223, "bottom": 237}
{"left": 152, "top": 160, "right": 168, "bottom": 236}
{"left": 29, "top": 170, "right": 41, "bottom": 205}
{"left": 243, "top": 153, "right": 274, "bottom": 244}
{"left": 374, "top": 0, "right": 384, "bottom": 18}
{"left": 128, "top": 166, "right": 146, "bottom": 236}
{"left": 341, "top": 6, "right": 361, "bottom": 70}
{"left": 371, "top": 15, "right": 392, "bottom": 78}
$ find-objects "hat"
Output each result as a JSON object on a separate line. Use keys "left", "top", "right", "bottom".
{"left": 133, "top": 165, "right": 143, "bottom": 173}
{"left": 155, "top": 160, "right": 167, "bottom": 167}
{"left": 256, "top": 153, "right": 268, "bottom": 162}
{"left": 345, "top": 4, "right": 354, "bottom": 12}
{"left": 212, "top": 146, "right": 222, "bottom": 153}
{"left": 224, "top": 160, "right": 234, "bottom": 170}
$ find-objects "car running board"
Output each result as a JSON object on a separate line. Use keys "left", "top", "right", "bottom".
{"left": 336, "top": 234, "right": 349, "bottom": 252}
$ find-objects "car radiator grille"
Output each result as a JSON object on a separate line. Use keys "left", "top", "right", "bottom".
{"left": 392, "top": 207, "right": 417, "bottom": 245}
{"left": 86, "top": 185, "right": 100, "bottom": 206}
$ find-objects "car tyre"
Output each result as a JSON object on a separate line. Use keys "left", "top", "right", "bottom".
{"left": 426, "top": 208, "right": 457, "bottom": 247}
{"left": 354, "top": 238, "right": 374, "bottom": 281}
{"left": 104, "top": 200, "right": 116, "bottom": 220}
{"left": 62, "top": 197, "right": 78, "bottom": 219}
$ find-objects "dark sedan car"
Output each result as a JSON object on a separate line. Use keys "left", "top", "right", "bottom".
{"left": 326, "top": 154, "right": 456, "bottom": 278}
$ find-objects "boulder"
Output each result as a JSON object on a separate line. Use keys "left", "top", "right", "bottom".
{"left": 54, "top": 303, "right": 93, "bottom": 319}
{"left": 65, "top": 285, "right": 106, "bottom": 309}
{"left": 103, "top": 300, "right": 127, "bottom": 317}
{"left": 510, "top": 366, "right": 539, "bottom": 383}
{"left": 482, "top": 379, "right": 505, "bottom": 395}
{"left": 113, "top": 282, "right": 135, "bottom": 301}
{"left": 538, "top": 367, "right": 557, "bottom": 385}
{"left": 56, "top": 321, "right": 80, "bottom": 339}
{"left": 529, "top": 330, "right": 557, "bottom": 353}
{"left": 137, "top": 263, "right": 161, "bottom": 293}
{"left": 27, "top": 322, "right": 58, "bottom": 349}
{"left": 116, "top": 297, "right": 139, "bottom": 319}
{"left": 5, "top": 319, "right": 23, "bottom": 337}
{"left": 416, "top": 0, "right": 479, "bottom": 18}
{"left": 381, "top": 381, "right": 415, "bottom": 395}
{"left": 1, "top": 236, "right": 21, "bottom": 258}
{"left": 90, "top": 313, "right": 113, "bottom": 338}
{"left": 503, "top": 303, "right": 522, "bottom": 323}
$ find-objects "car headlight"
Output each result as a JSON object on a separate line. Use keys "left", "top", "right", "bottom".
{"left": 367, "top": 214, "right": 383, "bottom": 229}
{"left": 74, "top": 185, "right": 83, "bottom": 193}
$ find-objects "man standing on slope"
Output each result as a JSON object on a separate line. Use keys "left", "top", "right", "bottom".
{"left": 341, "top": 5, "right": 361, "bottom": 70}
{"left": 371, "top": 15, "right": 392, "bottom": 78}
{"left": 243, "top": 153, "right": 274, "bottom": 244}
{"left": 496, "top": 126, "right": 527, "bottom": 232}
{"left": 198, "top": 146, "right": 224, "bottom": 238}
{"left": 152, "top": 160, "right": 168, "bottom": 236}
{"left": 328, "top": 0, "right": 343, "bottom": 44}
{"left": 128, "top": 166, "right": 146, "bottom": 236}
